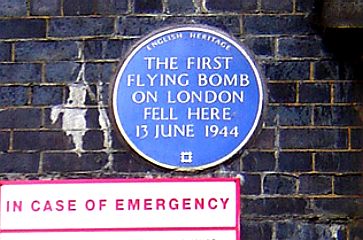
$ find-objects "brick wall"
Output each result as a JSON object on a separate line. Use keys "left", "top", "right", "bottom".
{"left": 0, "top": 0, "right": 362, "bottom": 239}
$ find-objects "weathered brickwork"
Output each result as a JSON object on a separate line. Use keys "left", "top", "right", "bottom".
{"left": 0, "top": 0, "right": 362, "bottom": 239}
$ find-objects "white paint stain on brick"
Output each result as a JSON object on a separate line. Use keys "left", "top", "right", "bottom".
{"left": 274, "top": 113, "right": 281, "bottom": 171}
{"left": 329, "top": 224, "right": 342, "bottom": 239}
{"left": 50, "top": 59, "right": 114, "bottom": 167}
{"left": 97, "top": 81, "right": 114, "bottom": 169}
{"left": 51, "top": 84, "right": 87, "bottom": 156}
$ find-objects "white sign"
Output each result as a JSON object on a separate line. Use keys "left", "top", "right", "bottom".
{"left": 0, "top": 178, "right": 240, "bottom": 240}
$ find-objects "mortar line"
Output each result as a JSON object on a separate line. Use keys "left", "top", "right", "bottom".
{"left": 347, "top": 128, "right": 352, "bottom": 150}
{"left": 45, "top": 17, "right": 50, "bottom": 39}
{"left": 129, "top": 0, "right": 135, "bottom": 13}
{"left": 60, "top": 0, "right": 64, "bottom": 16}
{"left": 330, "top": 82, "right": 335, "bottom": 104}
{"left": 331, "top": 175, "right": 335, "bottom": 195}
{"left": 311, "top": 152, "right": 316, "bottom": 172}
{"left": 309, "top": 61, "right": 315, "bottom": 81}
{"left": 257, "top": 0, "right": 262, "bottom": 12}
{"left": 274, "top": 114, "right": 281, "bottom": 171}
{"left": 38, "top": 151, "right": 44, "bottom": 174}
{"left": 274, "top": 37, "right": 279, "bottom": 60}
{"left": 11, "top": 43, "right": 16, "bottom": 62}
{"left": 9, "top": 130, "right": 14, "bottom": 151}
{"left": 292, "top": 0, "right": 297, "bottom": 14}
{"left": 271, "top": 222, "right": 277, "bottom": 240}
{"left": 296, "top": 82, "right": 300, "bottom": 103}
{"left": 26, "top": 0, "right": 31, "bottom": 16}
{"left": 239, "top": 16, "right": 244, "bottom": 35}
{"left": 41, "top": 62, "right": 46, "bottom": 83}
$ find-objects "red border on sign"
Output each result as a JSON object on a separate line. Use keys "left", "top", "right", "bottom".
{"left": 0, "top": 178, "right": 240, "bottom": 239}
{"left": 0, "top": 177, "right": 237, "bottom": 185}
{"left": 1, "top": 227, "right": 235, "bottom": 233}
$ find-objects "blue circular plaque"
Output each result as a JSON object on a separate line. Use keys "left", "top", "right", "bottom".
{"left": 111, "top": 25, "right": 264, "bottom": 171}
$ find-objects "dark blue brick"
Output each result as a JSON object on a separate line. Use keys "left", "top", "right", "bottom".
{"left": 299, "top": 174, "right": 332, "bottom": 194}
{"left": 243, "top": 198, "right": 308, "bottom": 216}
{"left": 351, "top": 129, "right": 363, "bottom": 149}
{"left": 280, "top": 129, "right": 348, "bottom": 149}
{"left": 94, "top": 0, "right": 128, "bottom": 15}
{"left": 134, "top": 0, "right": 163, "bottom": 13}
{"left": 83, "top": 130, "right": 104, "bottom": 150}
{"left": 340, "top": 61, "right": 362, "bottom": 80}
{"left": 86, "top": 84, "right": 100, "bottom": 105}
{"left": 0, "top": 108, "right": 41, "bottom": 128}
{"left": 64, "top": 84, "right": 98, "bottom": 106}
{"left": 113, "top": 152, "right": 163, "bottom": 173}
{"left": 299, "top": 83, "right": 330, "bottom": 103}
{"left": 85, "top": 63, "right": 115, "bottom": 83}
{"left": 333, "top": 82, "right": 363, "bottom": 103}
{"left": 0, "top": 64, "right": 42, "bottom": 83}
{"left": 242, "top": 173, "right": 261, "bottom": 195}
{"left": 112, "top": 153, "right": 133, "bottom": 172}
{"left": 15, "top": 41, "right": 79, "bottom": 62}
{"left": 46, "top": 62, "right": 81, "bottom": 83}
{"left": 242, "top": 221, "right": 273, "bottom": 240}
{"left": 99, "top": 83, "right": 109, "bottom": 105}
{"left": 335, "top": 175, "right": 363, "bottom": 195}
{"left": 0, "top": 132, "right": 9, "bottom": 151}
{"left": 276, "top": 222, "right": 346, "bottom": 240}
{"left": 30, "top": 0, "right": 61, "bottom": 16}
{"left": 206, "top": 0, "right": 257, "bottom": 12}
{"left": 168, "top": 0, "right": 195, "bottom": 13}
{"left": 63, "top": 0, "right": 94, "bottom": 15}
{"left": 278, "top": 37, "right": 325, "bottom": 58}
{"left": 84, "top": 39, "right": 133, "bottom": 60}
{"left": 42, "top": 153, "right": 108, "bottom": 172}
{"left": 243, "top": 37, "right": 274, "bottom": 57}
{"left": 49, "top": 17, "right": 114, "bottom": 38}
{"left": 278, "top": 152, "right": 312, "bottom": 172}
{"left": 313, "top": 198, "right": 363, "bottom": 218}
{"left": 314, "top": 60, "right": 339, "bottom": 80}
{"left": 295, "top": 0, "right": 315, "bottom": 12}
{"left": 13, "top": 131, "right": 74, "bottom": 150}
{"left": 315, "top": 152, "right": 363, "bottom": 172}
{"left": 190, "top": 16, "right": 242, "bottom": 36}
{"left": 248, "top": 129, "right": 275, "bottom": 149}
{"left": 0, "top": 153, "right": 39, "bottom": 173}
{"left": 32, "top": 86, "right": 64, "bottom": 106}
{"left": 266, "top": 106, "right": 312, "bottom": 126}
{"left": 349, "top": 221, "right": 363, "bottom": 240}
{"left": 42, "top": 108, "right": 65, "bottom": 129}
{"left": 0, "top": 86, "right": 28, "bottom": 106}
{"left": 119, "top": 16, "right": 241, "bottom": 37}
{"left": 268, "top": 83, "right": 296, "bottom": 103}
{"left": 244, "top": 15, "right": 312, "bottom": 35}
{"left": 118, "top": 17, "right": 164, "bottom": 36}
{"left": 333, "top": 83, "right": 353, "bottom": 103}
{"left": 263, "top": 61, "right": 310, "bottom": 80}
{"left": 0, "top": 19, "right": 46, "bottom": 39}
{"left": 219, "top": 155, "right": 241, "bottom": 172}
{"left": 261, "top": 0, "right": 293, "bottom": 12}
{"left": 242, "top": 152, "right": 276, "bottom": 171}
{"left": 85, "top": 108, "right": 101, "bottom": 129}
{"left": 263, "top": 174, "right": 297, "bottom": 195}
{"left": 112, "top": 131, "right": 126, "bottom": 149}
{"left": 314, "top": 106, "right": 363, "bottom": 126}
{"left": 0, "top": 0, "right": 27, "bottom": 16}
{"left": 0, "top": 42, "right": 11, "bottom": 61}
